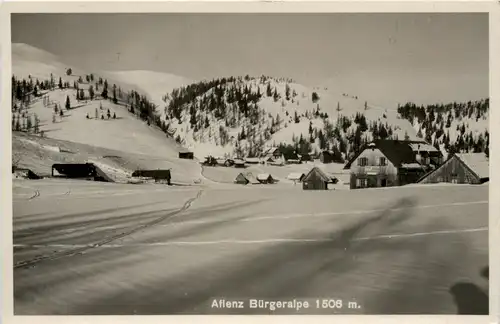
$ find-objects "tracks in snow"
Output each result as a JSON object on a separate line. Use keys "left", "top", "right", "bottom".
{"left": 28, "top": 190, "right": 40, "bottom": 200}
{"left": 14, "top": 189, "right": 203, "bottom": 270}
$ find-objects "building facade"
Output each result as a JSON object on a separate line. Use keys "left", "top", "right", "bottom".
{"left": 344, "top": 140, "right": 442, "bottom": 189}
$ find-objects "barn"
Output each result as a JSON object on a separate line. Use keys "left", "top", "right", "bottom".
{"left": 234, "top": 159, "right": 246, "bottom": 168}
{"left": 302, "top": 167, "right": 330, "bottom": 190}
{"left": 51, "top": 163, "right": 114, "bottom": 182}
{"left": 131, "top": 169, "right": 172, "bottom": 184}
{"left": 418, "top": 153, "right": 489, "bottom": 184}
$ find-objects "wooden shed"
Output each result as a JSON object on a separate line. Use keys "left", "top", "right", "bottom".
{"left": 302, "top": 167, "right": 330, "bottom": 190}
{"left": 418, "top": 153, "right": 489, "bottom": 185}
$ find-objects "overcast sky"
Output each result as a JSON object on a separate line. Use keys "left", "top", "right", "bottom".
{"left": 11, "top": 13, "right": 489, "bottom": 109}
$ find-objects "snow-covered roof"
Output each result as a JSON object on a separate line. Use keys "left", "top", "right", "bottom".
{"left": 257, "top": 173, "right": 272, "bottom": 181}
{"left": 401, "top": 163, "right": 425, "bottom": 169}
{"left": 244, "top": 173, "right": 260, "bottom": 184}
{"left": 456, "top": 153, "right": 489, "bottom": 179}
{"left": 409, "top": 143, "right": 439, "bottom": 152}
{"left": 287, "top": 172, "right": 305, "bottom": 180}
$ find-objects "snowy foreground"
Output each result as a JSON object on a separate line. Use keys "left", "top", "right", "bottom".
{"left": 13, "top": 179, "right": 488, "bottom": 315}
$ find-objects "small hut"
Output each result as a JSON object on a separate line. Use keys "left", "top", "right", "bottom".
{"left": 256, "top": 173, "right": 275, "bottom": 184}
{"left": 234, "top": 173, "right": 250, "bottom": 185}
{"left": 302, "top": 167, "right": 330, "bottom": 190}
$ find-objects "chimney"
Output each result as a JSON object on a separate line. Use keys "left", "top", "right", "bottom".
{"left": 416, "top": 144, "right": 422, "bottom": 163}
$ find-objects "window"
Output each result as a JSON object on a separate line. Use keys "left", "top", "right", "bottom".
{"left": 357, "top": 178, "right": 367, "bottom": 188}
{"left": 379, "top": 157, "right": 387, "bottom": 166}
{"left": 358, "top": 157, "right": 368, "bottom": 166}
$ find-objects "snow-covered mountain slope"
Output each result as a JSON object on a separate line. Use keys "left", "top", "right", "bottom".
{"left": 11, "top": 43, "right": 187, "bottom": 159}
{"left": 162, "top": 76, "right": 421, "bottom": 160}
{"left": 101, "top": 70, "right": 193, "bottom": 108}
{"left": 397, "top": 101, "right": 489, "bottom": 155}
{"left": 11, "top": 43, "right": 488, "bottom": 168}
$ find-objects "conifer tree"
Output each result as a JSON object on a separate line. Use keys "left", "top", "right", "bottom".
{"left": 34, "top": 114, "right": 40, "bottom": 133}
{"left": 26, "top": 115, "right": 32, "bottom": 132}
{"left": 65, "top": 95, "right": 71, "bottom": 110}
{"left": 89, "top": 85, "right": 95, "bottom": 100}
{"left": 101, "top": 86, "right": 108, "bottom": 100}
{"left": 113, "top": 87, "right": 118, "bottom": 104}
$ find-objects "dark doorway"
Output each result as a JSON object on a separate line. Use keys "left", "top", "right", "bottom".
{"left": 381, "top": 178, "right": 387, "bottom": 187}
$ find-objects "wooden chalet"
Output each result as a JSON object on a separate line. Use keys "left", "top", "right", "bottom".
{"left": 343, "top": 140, "right": 443, "bottom": 189}
{"left": 418, "top": 153, "right": 489, "bottom": 185}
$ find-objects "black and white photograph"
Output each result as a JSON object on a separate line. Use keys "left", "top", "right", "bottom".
{"left": 6, "top": 9, "right": 492, "bottom": 316}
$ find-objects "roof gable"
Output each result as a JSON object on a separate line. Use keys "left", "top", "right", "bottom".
{"left": 304, "top": 167, "right": 330, "bottom": 182}
{"left": 417, "top": 152, "right": 489, "bottom": 183}
{"left": 455, "top": 153, "right": 489, "bottom": 179}
{"left": 344, "top": 140, "right": 418, "bottom": 169}
{"left": 256, "top": 173, "right": 273, "bottom": 181}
